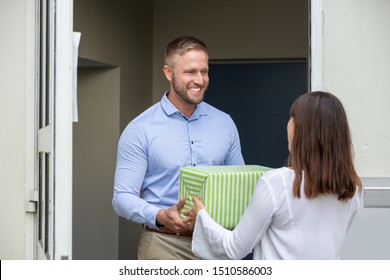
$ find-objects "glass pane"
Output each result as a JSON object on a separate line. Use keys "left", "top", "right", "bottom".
{"left": 44, "top": 152, "right": 50, "bottom": 253}
{"left": 38, "top": 152, "right": 43, "bottom": 241}
{"left": 45, "top": 0, "right": 50, "bottom": 127}
{"left": 39, "top": 0, "right": 45, "bottom": 130}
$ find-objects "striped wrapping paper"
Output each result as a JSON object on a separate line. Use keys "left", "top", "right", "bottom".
{"left": 179, "top": 165, "right": 271, "bottom": 229}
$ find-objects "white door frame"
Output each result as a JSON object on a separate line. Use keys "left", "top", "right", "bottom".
{"left": 54, "top": 0, "right": 73, "bottom": 260}
{"left": 309, "top": 0, "right": 323, "bottom": 91}
{"left": 25, "top": 0, "right": 73, "bottom": 260}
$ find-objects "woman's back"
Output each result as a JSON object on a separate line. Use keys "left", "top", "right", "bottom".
{"left": 255, "top": 167, "right": 360, "bottom": 259}
{"left": 190, "top": 91, "right": 362, "bottom": 260}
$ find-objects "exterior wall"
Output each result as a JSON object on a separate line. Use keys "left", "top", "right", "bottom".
{"left": 322, "top": 0, "right": 390, "bottom": 259}
{"left": 0, "top": 0, "right": 29, "bottom": 259}
{"left": 323, "top": 0, "right": 390, "bottom": 177}
{"left": 152, "top": 0, "right": 308, "bottom": 102}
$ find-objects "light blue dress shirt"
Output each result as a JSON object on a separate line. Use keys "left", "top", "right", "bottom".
{"left": 112, "top": 92, "right": 244, "bottom": 228}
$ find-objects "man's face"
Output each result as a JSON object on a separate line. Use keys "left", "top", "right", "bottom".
{"left": 170, "top": 49, "right": 209, "bottom": 105}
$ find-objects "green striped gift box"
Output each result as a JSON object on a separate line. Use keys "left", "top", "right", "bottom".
{"left": 179, "top": 165, "right": 271, "bottom": 229}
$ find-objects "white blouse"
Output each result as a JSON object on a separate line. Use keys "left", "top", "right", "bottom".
{"left": 192, "top": 167, "right": 361, "bottom": 260}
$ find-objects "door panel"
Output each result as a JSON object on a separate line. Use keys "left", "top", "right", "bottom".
{"left": 36, "top": 0, "right": 55, "bottom": 260}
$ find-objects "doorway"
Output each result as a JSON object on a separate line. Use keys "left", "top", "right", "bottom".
{"left": 73, "top": 0, "right": 309, "bottom": 260}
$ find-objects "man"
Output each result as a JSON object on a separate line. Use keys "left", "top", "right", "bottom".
{"left": 112, "top": 36, "right": 244, "bottom": 259}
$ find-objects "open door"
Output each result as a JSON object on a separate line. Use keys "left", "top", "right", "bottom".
{"left": 35, "top": 0, "right": 55, "bottom": 260}
{"left": 27, "top": 0, "right": 73, "bottom": 260}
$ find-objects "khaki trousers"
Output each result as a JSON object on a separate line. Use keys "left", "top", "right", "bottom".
{"left": 137, "top": 227, "right": 198, "bottom": 260}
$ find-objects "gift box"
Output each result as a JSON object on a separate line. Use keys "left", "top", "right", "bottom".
{"left": 179, "top": 165, "right": 271, "bottom": 229}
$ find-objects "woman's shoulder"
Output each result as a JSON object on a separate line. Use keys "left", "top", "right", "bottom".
{"left": 262, "top": 166, "right": 293, "bottom": 180}
{"left": 260, "top": 166, "right": 295, "bottom": 189}
{"left": 256, "top": 167, "right": 295, "bottom": 203}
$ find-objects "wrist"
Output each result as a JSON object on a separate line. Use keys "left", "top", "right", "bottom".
{"left": 155, "top": 209, "right": 165, "bottom": 228}
{"left": 155, "top": 220, "right": 164, "bottom": 229}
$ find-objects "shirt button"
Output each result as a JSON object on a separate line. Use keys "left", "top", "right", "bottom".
{"left": 191, "top": 141, "right": 194, "bottom": 144}
{"left": 193, "top": 164, "right": 196, "bottom": 166}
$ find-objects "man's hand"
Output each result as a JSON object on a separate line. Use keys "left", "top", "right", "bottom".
{"left": 156, "top": 198, "right": 192, "bottom": 233}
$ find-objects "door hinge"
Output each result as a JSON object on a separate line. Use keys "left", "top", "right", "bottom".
{"left": 25, "top": 190, "right": 39, "bottom": 213}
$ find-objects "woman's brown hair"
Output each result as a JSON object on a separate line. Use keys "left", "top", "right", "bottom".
{"left": 287, "top": 91, "right": 362, "bottom": 201}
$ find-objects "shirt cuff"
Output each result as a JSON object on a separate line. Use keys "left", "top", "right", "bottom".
{"left": 145, "top": 204, "right": 163, "bottom": 229}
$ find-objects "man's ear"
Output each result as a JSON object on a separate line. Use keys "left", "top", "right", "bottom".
{"left": 163, "top": 65, "right": 172, "bottom": 82}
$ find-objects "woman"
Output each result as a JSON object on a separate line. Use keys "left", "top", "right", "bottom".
{"left": 185, "top": 91, "right": 362, "bottom": 259}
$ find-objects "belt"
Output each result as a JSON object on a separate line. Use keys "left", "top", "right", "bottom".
{"left": 142, "top": 224, "right": 193, "bottom": 237}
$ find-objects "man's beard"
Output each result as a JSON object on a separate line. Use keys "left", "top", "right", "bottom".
{"left": 172, "top": 76, "right": 208, "bottom": 105}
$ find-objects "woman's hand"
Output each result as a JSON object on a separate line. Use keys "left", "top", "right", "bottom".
{"left": 182, "top": 196, "right": 205, "bottom": 229}
{"left": 190, "top": 196, "right": 205, "bottom": 215}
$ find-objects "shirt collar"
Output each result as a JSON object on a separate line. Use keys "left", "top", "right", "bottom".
{"left": 160, "top": 91, "right": 208, "bottom": 120}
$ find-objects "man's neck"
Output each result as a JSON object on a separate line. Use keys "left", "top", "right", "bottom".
{"left": 167, "top": 91, "right": 196, "bottom": 119}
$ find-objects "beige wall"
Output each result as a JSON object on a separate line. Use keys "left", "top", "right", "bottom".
{"left": 0, "top": 0, "right": 28, "bottom": 259}
{"left": 152, "top": 0, "right": 308, "bottom": 101}
{"left": 73, "top": 0, "right": 153, "bottom": 259}
{"left": 323, "top": 0, "right": 390, "bottom": 176}
{"left": 74, "top": 0, "right": 154, "bottom": 130}
{"left": 73, "top": 67, "right": 120, "bottom": 259}
{"left": 322, "top": 0, "right": 390, "bottom": 259}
